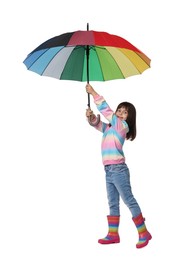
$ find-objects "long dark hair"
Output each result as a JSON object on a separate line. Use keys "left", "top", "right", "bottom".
{"left": 116, "top": 102, "right": 136, "bottom": 141}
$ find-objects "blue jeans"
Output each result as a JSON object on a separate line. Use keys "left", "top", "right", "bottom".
{"left": 104, "top": 163, "right": 141, "bottom": 217}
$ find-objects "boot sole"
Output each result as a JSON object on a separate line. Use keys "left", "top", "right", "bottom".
{"left": 98, "top": 239, "right": 120, "bottom": 244}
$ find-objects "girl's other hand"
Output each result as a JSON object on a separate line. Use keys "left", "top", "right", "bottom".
{"left": 86, "top": 108, "right": 93, "bottom": 117}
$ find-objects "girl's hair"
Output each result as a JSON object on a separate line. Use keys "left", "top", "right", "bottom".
{"left": 116, "top": 102, "right": 136, "bottom": 141}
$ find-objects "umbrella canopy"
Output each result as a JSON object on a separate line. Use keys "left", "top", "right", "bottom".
{"left": 23, "top": 28, "right": 151, "bottom": 82}
{"left": 23, "top": 24, "right": 151, "bottom": 125}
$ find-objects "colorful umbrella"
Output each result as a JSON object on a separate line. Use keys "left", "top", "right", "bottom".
{"left": 23, "top": 24, "right": 151, "bottom": 125}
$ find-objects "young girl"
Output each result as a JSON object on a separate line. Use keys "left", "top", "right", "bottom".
{"left": 85, "top": 83, "right": 152, "bottom": 249}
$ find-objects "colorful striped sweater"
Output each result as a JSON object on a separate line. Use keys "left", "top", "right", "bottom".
{"left": 92, "top": 95, "right": 129, "bottom": 166}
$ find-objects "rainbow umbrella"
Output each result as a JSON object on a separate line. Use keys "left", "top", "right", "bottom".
{"left": 23, "top": 24, "right": 151, "bottom": 125}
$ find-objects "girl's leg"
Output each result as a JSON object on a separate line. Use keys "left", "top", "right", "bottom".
{"left": 111, "top": 163, "right": 152, "bottom": 248}
{"left": 106, "top": 174, "right": 120, "bottom": 216}
{"left": 98, "top": 165, "right": 120, "bottom": 244}
{"left": 112, "top": 163, "right": 141, "bottom": 217}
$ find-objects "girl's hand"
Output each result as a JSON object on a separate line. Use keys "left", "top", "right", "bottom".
{"left": 85, "top": 84, "right": 98, "bottom": 97}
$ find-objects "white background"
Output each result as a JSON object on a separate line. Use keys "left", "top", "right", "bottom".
{"left": 1, "top": 0, "right": 181, "bottom": 259}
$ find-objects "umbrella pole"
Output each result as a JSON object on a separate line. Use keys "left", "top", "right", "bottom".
{"left": 86, "top": 23, "right": 90, "bottom": 108}
{"left": 86, "top": 23, "right": 100, "bottom": 126}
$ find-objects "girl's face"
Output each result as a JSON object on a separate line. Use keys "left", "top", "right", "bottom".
{"left": 115, "top": 107, "right": 128, "bottom": 121}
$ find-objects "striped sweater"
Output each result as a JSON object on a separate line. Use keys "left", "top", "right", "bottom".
{"left": 92, "top": 95, "right": 129, "bottom": 166}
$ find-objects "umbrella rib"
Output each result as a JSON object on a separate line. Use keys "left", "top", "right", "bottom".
{"left": 110, "top": 52, "right": 126, "bottom": 79}
{"left": 27, "top": 48, "right": 61, "bottom": 73}
{"left": 25, "top": 49, "right": 48, "bottom": 70}
{"left": 86, "top": 46, "right": 106, "bottom": 81}
{"left": 120, "top": 50, "right": 142, "bottom": 74}
{"left": 40, "top": 47, "right": 67, "bottom": 75}
{"left": 103, "top": 46, "right": 125, "bottom": 80}
{"left": 91, "top": 46, "right": 106, "bottom": 81}
{"left": 122, "top": 49, "right": 151, "bottom": 74}
{"left": 136, "top": 52, "right": 151, "bottom": 68}
{"left": 96, "top": 49, "right": 106, "bottom": 81}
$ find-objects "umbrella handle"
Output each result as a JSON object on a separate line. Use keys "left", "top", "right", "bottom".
{"left": 87, "top": 108, "right": 101, "bottom": 126}
{"left": 88, "top": 114, "right": 100, "bottom": 126}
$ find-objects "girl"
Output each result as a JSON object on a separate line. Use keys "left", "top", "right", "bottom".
{"left": 85, "top": 83, "right": 152, "bottom": 249}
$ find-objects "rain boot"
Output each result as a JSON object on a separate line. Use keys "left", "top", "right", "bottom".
{"left": 98, "top": 215, "right": 120, "bottom": 244}
{"left": 132, "top": 213, "right": 152, "bottom": 249}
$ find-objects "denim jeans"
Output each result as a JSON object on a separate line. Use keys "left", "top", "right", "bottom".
{"left": 104, "top": 163, "right": 141, "bottom": 217}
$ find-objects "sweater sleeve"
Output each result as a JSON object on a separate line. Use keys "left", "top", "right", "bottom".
{"left": 93, "top": 95, "right": 129, "bottom": 133}
{"left": 89, "top": 114, "right": 109, "bottom": 133}
{"left": 94, "top": 95, "right": 115, "bottom": 123}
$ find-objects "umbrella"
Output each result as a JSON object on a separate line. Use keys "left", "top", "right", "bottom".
{"left": 23, "top": 23, "right": 151, "bottom": 125}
